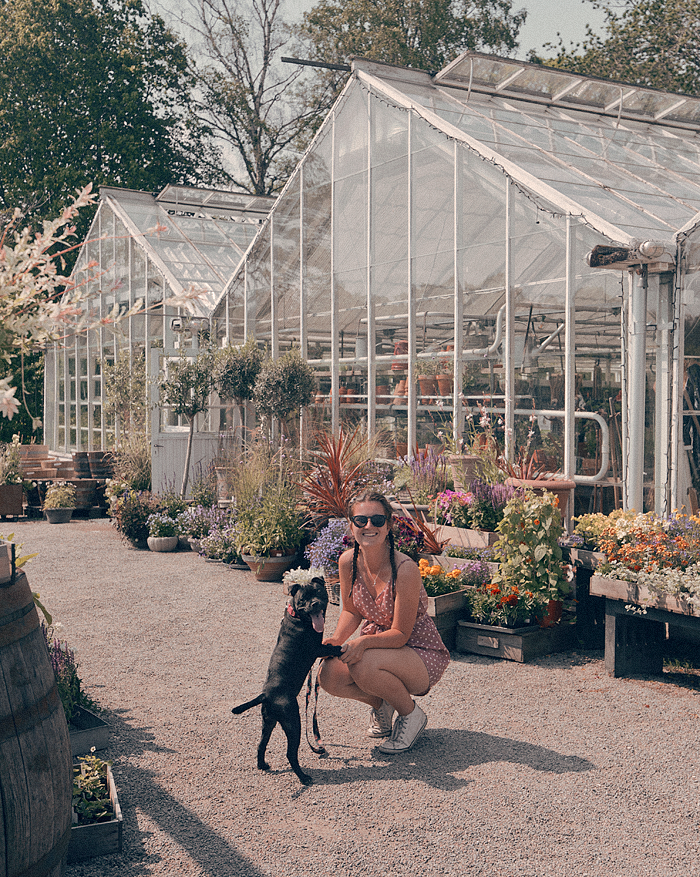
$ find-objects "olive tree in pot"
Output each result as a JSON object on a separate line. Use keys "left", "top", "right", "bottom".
{"left": 158, "top": 349, "right": 214, "bottom": 497}
{"left": 212, "top": 336, "right": 264, "bottom": 431}
{"left": 253, "top": 349, "right": 314, "bottom": 443}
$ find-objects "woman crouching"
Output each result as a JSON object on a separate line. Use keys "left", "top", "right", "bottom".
{"left": 319, "top": 491, "right": 450, "bottom": 752}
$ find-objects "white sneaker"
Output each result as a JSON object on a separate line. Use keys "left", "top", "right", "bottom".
{"left": 378, "top": 703, "right": 427, "bottom": 753}
{"left": 367, "top": 700, "right": 395, "bottom": 738}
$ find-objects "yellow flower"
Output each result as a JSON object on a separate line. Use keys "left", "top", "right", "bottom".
{"left": 447, "top": 568, "right": 461, "bottom": 578}
{"left": 418, "top": 558, "right": 430, "bottom": 571}
{"left": 429, "top": 565, "right": 442, "bottom": 575}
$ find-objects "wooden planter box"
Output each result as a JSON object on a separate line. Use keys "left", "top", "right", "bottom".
{"left": 69, "top": 705, "right": 110, "bottom": 756}
{"left": 433, "top": 525, "right": 499, "bottom": 549}
{"left": 67, "top": 765, "right": 123, "bottom": 863}
{"left": 426, "top": 589, "right": 468, "bottom": 650}
{"left": 456, "top": 618, "right": 576, "bottom": 663}
{"left": 0, "top": 483, "right": 23, "bottom": 518}
{"left": 590, "top": 574, "right": 700, "bottom": 677}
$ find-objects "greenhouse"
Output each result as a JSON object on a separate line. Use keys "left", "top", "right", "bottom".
{"left": 47, "top": 52, "right": 700, "bottom": 515}
{"left": 210, "top": 52, "right": 700, "bottom": 517}
{"left": 44, "top": 183, "right": 274, "bottom": 460}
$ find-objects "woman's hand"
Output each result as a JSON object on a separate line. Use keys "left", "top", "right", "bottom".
{"left": 338, "top": 637, "right": 367, "bottom": 665}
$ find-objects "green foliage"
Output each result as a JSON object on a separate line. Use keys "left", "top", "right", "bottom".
{"left": 297, "top": 0, "right": 526, "bottom": 80}
{"left": 43, "top": 481, "right": 77, "bottom": 509}
{"left": 189, "top": 464, "right": 218, "bottom": 509}
{"left": 253, "top": 349, "right": 314, "bottom": 424}
{"left": 109, "top": 433, "right": 151, "bottom": 492}
{"left": 103, "top": 348, "right": 147, "bottom": 441}
{"left": 213, "top": 337, "right": 265, "bottom": 405}
{"left": 159, "top": 350, "right": 215, "bottom": 421}
{"left": 0, "top": 435, "right": 23, "bottom": 485}
{"left": 72, "top": 752, "right": 114, "bottom": 826}
{"left": 146, "top": 512, "right": 178, "bottom": 538}
{"left": 491, "top": 489, "right": 570, "bottom": 599}
{"left": 236, "top": 484, "right": 305, "bottom": 556}
{"left": 534, "top": 0, "right": 700, "bottom": 96}
{"left": 0, "top": 0, "right": 218, "bottom": 222}
{"left": 110, "top": 490, "right": 158, "bottom": 545}
{"left": 156, "top": 486, "right": 189, "bottom": 521}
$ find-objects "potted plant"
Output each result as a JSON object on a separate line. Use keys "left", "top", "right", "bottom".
{"left": 199, "top": 519, "right": 246, "bottom": 567}
{"left": 146, "top": 512, "right": 179, "bottom": 552}
{"left": 213, "top": 336, "right": 265, "bottom": 429}
{"left": 253, "top": 348, "right": 314, "bottom": 439}
{"left": 43, "top": 480, "right": 77, "bottom": 523}
{"left": 0, "top": 435, "right": 25, "bottom": 517}
{"left": 418, "top": 557, "right": 490, "bottom": 649}
{"left": 67, "top": 750, "right": 123, "bottom": 863}
{"left": 237, "top": 484, "right": 305, "bottom": 581}
{"left": 109, "top": 489, "right": 158, "bottom": 548}
{"left": 176, "top": 504, "right": 228, "bottom": 552}
{"left": 304, "top": 518, "right": 351, "bottom": 603}
{"left": 433, "top": 480, "right": 517, "bottom": 548}
{"left": 299, "top": 425, "right": 371, "bottom": 520}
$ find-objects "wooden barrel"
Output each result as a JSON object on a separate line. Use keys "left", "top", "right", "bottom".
{"left": 0, "top": 567, "right": 72, "bottom": 877}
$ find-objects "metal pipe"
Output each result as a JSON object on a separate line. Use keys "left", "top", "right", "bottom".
{"left": 481, "top": 407, "right": 610, "bottom": 485}
{"left": 627, "top": 267, "right": 648, "bottom": 511}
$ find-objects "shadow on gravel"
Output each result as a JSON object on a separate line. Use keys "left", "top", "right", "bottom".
{"left": 307, "top": 729, "right": 595, "bottom": 791}
{"left": 75, "top": 708, "right": 267, "bottom": 877}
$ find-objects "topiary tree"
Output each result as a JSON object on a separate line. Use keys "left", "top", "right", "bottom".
{"left": 253, "top": 348, "right": 315, "bottom": 439}
{"left": 212, "top": 336, "right": 264, "bottom": 430}
{"left": 158, "top": 349, "right": 214, "bottom": 497}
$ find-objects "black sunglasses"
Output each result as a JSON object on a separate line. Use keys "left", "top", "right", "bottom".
{"left": 350, "top": 514, "right": 388, "bottom": 528}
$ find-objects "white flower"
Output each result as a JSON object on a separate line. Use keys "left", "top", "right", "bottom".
{"left": 0, "top": 387, "right": 19, "bottom": 420}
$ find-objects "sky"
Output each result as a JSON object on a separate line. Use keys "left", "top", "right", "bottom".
{"left": 156, "top": 0, "right": 609, "bottom": 62}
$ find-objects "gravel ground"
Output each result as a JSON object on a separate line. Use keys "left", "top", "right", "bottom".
{"left": 9, "top": 518, "right": 700, "bottom": 877}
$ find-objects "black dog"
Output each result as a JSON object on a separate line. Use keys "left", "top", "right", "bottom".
{"left": 232, "top": 577, "right": 343, "bottom": 785}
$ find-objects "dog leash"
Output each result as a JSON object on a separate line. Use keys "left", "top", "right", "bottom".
{"left": 304, "top": 663, "right": 327, "bottom": 754}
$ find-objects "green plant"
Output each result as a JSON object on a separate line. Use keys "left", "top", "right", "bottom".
{"left": 109, "top": 433, "right": 151, "bottom": 492}
{"left": 72, "top": 750, "right": 114, "bottom": 826}
{"left": 573, "top": 510, "right": 635, "bottom": 550}
{"left": 417, "top": 558, "right": 470, "bottom": 596}
{"left": 491, "top": 488, "right": 570, "bottom": 600}
{"left": 0, "top": 435, "right": 23, "bottom": 484}
{"left": 199, "top": 520, "right": 241, "bottom": 563}
{"left": 147, "top": 512, "right": 178, "bottom": 537}
{"left": 110, "top": 490, "right": 158, "bottom": 545}
{"left": 43, "top": 481, "right": 77, "bottom": 509}
{"left": 236, "top": 484, "right": 305, "bottom": 556}
{"left": 213, "top": 336, "right": 265, "bottom": 423}
{"left": 103, "top": 347, "right": 147, "bottom": 443}
{"left": 253, "top": 348, "right": 314, "bottom": 430}
{"left": 159, "top": 348, "right": 215, "bottom": 496}
{"left": 464, "top": 582, "right": 547, "bottom": 628}
{"left": 189, "top": 463, "right": 218, "bottom": 508}
{"left": 42, "top": 622, "right": 98, "bottom": 723}
{"left": 156, "top": 485, "right": 189, "bottom": 520}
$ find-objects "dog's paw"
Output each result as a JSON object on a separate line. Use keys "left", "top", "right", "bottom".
{"left": 257, "top": 760, "right": 271, "bottom": 772}
{"left": 297, "top": 771, "right": 313, "bottom": 786}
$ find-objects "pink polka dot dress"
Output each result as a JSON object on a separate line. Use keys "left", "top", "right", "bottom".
{"left": 352, "top": 563, "right": 450, "bottom": 690}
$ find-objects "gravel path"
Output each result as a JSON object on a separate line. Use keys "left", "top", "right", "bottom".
{"left": 9, "top": 519, "right": 700, "bottom": 877}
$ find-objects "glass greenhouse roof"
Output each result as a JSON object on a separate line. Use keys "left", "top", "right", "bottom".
{"left": 100, "top": 185, "right": 275, "bottom": 310}
{"left": 356, "top": 53, "right": 700, "bottom": 244}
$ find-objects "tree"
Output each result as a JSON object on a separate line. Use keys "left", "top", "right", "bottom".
{"left": 0, "top": 0, "right": 219, "bottom": 221}
{"left": 103, "top": 348, "right": 147, "bottom": 445}
{"left": 531, "top": 0, "right": 700, "bottom": 96}
{"left": 213, "top": 336, "right": 265, "bottom": 427}
{"left": 253, "top": 348, "right": 314, "bottom": 433}
{"left": 158, "top": 349, "right": 215, "bottom": 497}
{"left": 184, "top": 0, "right": 336, "bottom": 195}
{"left": 296, "top": 0, "right": 527, "bottom": 77}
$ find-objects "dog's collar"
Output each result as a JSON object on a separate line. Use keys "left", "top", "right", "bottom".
{"left": 286, "top": 603, "right": 297, "bottom": 618}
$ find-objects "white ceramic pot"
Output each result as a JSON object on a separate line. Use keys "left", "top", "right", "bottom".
{"left": 147, "top": 535, "right": 179, "bottom": 552}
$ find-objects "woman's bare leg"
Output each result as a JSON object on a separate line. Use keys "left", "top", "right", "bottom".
{"left": 319, "top": 647, "right": 429, "bottom": 716}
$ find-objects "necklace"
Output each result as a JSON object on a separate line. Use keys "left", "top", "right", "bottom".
{"left": 363, "top": 557, "right": 387, "bottom": 593}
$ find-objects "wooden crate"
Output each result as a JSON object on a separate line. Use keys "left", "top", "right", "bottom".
{"left": 69, "top": 705, "right": 110, "bottom": 757}
{"left": 67, "top": 766, "right": 123, "bottom": 863}
{"left": 456, "top": 618, "right": 577, "bottom": 663}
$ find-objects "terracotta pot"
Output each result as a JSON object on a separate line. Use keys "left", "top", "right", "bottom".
{"left": 395, "top": 442, "right": 408, "bottom": 459}
{"left": 392, "top": 340, "right": 408, "bottom": 370}
{"left": 393, "top": 378, "right": 408, "bottom": 405}
{"left": 241, "top": 553, "right": 299, "bottom": 582}
{"left": 376, "top": 384, "right": 390, "bottom": 402}
{"left": 436, "top": 374, "right": 453, "bottom": 396}
{"left": 418, "top": 376, "right": 438, "bottom": 399}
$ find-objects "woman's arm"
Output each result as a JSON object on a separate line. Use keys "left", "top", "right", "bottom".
{"left": 323, "top": 548, "right": 363, "bottom": 646}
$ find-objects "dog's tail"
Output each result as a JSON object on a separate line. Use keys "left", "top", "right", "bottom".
{"left": 231, "top": 693, "right": 264, "bottom": 715}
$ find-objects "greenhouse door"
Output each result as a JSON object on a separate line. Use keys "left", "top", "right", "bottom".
{"left": 150, "top": 347, "right": 220, "bottom": 497}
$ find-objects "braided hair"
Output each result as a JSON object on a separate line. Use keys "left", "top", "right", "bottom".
{"left": 348, "top": 491, "right": 397, "bottom": 598}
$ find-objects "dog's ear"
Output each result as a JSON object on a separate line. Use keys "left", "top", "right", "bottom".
{"left": 310, "top": 576, "right": 326, "bottom": 588}
{"left": 289, "top": 583, "right": 301, "bottom": 597}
